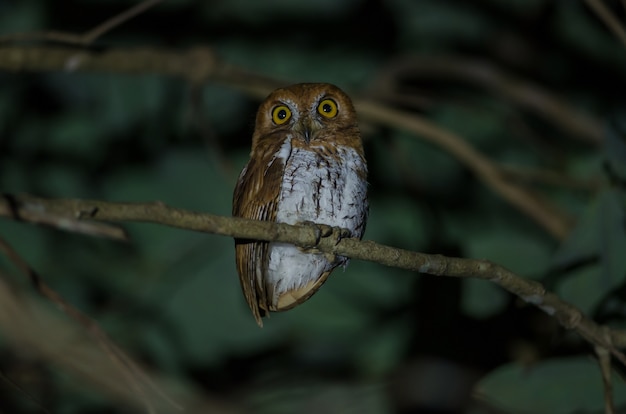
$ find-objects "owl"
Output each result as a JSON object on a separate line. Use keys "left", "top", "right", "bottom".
{"left": 233, "top": 83, "right": 368, "bottom": 326}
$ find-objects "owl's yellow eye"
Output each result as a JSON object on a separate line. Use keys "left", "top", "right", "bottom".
{"left": 317, "top": 99, "right": 338, "bottom": 118}
{"left": 272, "top": 105, "right": 291, "bottom": 125}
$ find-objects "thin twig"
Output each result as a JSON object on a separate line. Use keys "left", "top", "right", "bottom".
{"left": 0, "top": 0, "right": 163, "bottom": 46}
{"left": 82, "top": 0, "right": 163, "bottom": 45}
{"left": 584, "top": 0, "right": 626, "bottom": 49}
{"left": 1, "top": 193, "right": 625, "bottom": 364}
{"left": 596, "top": 345, "right": 616, "bottom": 414}
{"left": 0, "top": 368, "right": 52, "bottom": 414}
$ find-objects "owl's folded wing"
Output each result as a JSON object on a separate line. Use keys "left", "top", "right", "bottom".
{"left": 232, "top": 154, "right": 285, "bottom": 326}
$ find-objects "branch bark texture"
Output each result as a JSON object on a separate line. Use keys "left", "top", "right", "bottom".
{"left": 2, "top": 193, "right": 625, "bottom": 365}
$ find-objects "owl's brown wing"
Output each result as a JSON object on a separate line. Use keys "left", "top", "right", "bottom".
{"left": 233, "top": 151, "right": 285, "bottom": 327}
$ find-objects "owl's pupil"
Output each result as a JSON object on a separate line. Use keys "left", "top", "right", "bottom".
{"left": 278, "top": 110, "right": 287, "bottom": 119}
{"left": 322, "top": 104, "right": 331, "bottom": 113}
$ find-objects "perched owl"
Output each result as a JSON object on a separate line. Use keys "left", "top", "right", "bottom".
{"left": 233, "top": 83, "right": 368, "bottom": 326}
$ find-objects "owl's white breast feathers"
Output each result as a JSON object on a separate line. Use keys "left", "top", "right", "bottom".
{"left": 266, "top": 141, "right": 368, "bottom": 305}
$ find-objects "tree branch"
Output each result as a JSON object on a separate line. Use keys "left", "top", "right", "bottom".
{"left": 0, "top": 45, "right": 575, "bottom": 239}
{"left": 2, "top": 193, "right": 625, "bottom": 365}
{"left": 355, "top": 100, "right": 574, "bottom": 239}
{"left": 0, "top": 268, "right": 240, "bottom": 414}
{"left": 596, "top": 345, "right": 616, "bottom": 414}
{"left": 0, "top": 4, "right": 621, "bottom": 410}
{"left": 81, "top": 0, "right": 163, "bottom": 45}
{"left": 369, "top": 56, "right": 605, "bottom": 145}
{"left": 0, "top": 45, "right": 219, "bottom": 83}
{"left": 0, "top": 0, "right": 163, "bottom": 46}
{"left": 0, "top": 193, "right": 127, "bottom": 240}
{"left": 584, "top": 0, "right": 626, "bottom": 50}
{"left": 0, "top": 234, "right": 182, "bottom": 414}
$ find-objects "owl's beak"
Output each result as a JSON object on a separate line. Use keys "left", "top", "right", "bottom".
{"left": 294, "top": 117, "right": 318, "bottom": 144}
{"left": 303, "top": 127, "right": 312, "bottom": 144}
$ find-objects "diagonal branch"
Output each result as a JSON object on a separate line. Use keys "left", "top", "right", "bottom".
{"left": 584, "top": 0, "right": 626, "bottom": 50}
{"left": 0, "top": 234, "right": 180, "bottom": 414}
{"left": 0, "top": 268, "right": 240, "bottom": 414}
{"left": 2, "top": 193, "right": 625, "bottom": 366}
{"left": 596, "top": 345, "right": 616, "bottom": 414}
{"left": 82, "top": 0, "right": 163, "bottom": 45}
{"left": 369, "top": 56, "right": 605, "bottom": 145}
{"left": 355, "top": 100, "right": 574, "bottom": 239}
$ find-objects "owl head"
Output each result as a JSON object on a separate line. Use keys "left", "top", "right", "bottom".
{"left": 251, "top": 83, "right": 361, "bottom": 154}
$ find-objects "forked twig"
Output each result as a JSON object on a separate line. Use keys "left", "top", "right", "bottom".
{"left": 0, "top": 0, "right": 163, "bottom": 45}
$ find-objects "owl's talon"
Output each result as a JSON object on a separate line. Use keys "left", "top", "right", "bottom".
{"left": 300, "top": 221, "right": 325, "bottom": 247}
{"left": 330, "top": 226, "right": 352, "bottom": 246}
{"left": 318, "top": 224, "right": 334, "bottom": 238}
{"left": 300, "top": 222, "right": 351, "bottom": 247}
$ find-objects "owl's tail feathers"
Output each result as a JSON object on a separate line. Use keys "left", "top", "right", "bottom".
{"left": 273, "top": 270, "right": 332, "bottom": 311}
{"left": 253, "top": 308, "right": 265, "bottom": 328}
{"left": 251, "top": 299, "right": 272, "bottom": 328}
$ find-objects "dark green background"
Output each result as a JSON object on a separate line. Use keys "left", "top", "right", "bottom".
{"left": 1, "top": 0, "right": 626, "bottom": 413}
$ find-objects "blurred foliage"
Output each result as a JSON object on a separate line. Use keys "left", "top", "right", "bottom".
{"left": 1, "top": 0, "right": 626, "bottom": 413}
{"left": 476, "top": 357, "right": 626, "bottom": 413}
